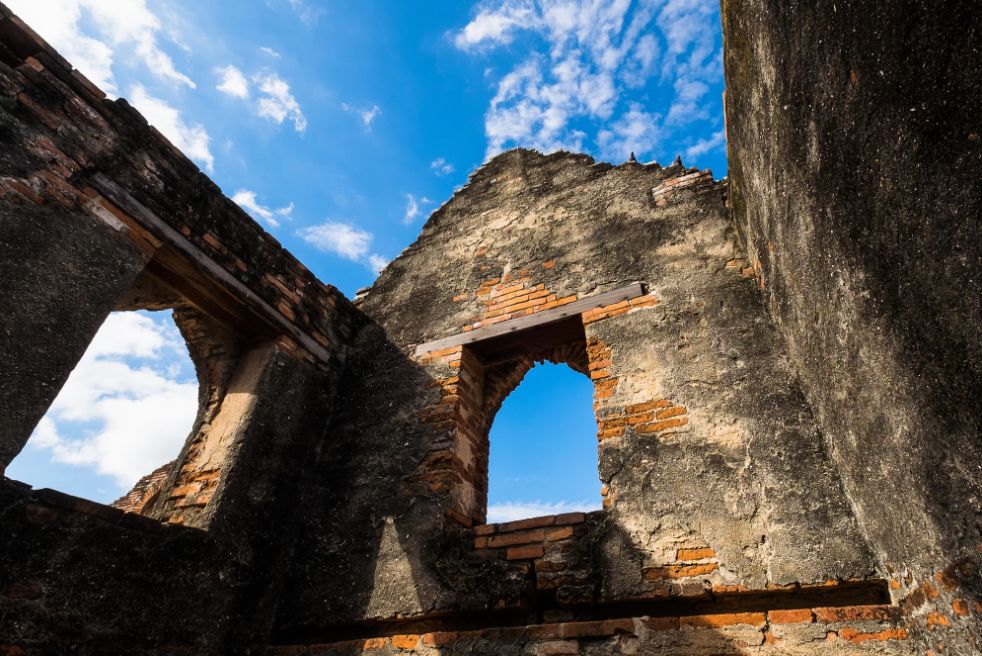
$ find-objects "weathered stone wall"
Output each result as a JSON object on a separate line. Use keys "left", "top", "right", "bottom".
{"left": 272, "top": 150, "right": 890, "bottom": 650}
{"left": 722, "top": 0, "right": 982, "bottom": 651}
{"left": 1, "top": 0, "right": 977, "bottom": 653}
{"left": 0, "top": 5, "right": 361, "bottom": 652}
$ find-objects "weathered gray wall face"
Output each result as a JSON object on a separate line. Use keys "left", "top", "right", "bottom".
{"left": 0, "top": 201, "right": 147, "bottom": 467}
{"left": 0, "top": 345, "right": 342, "bottom": 654}
{"left": 722, "top": 0, "right": 982, "bottom": 648}
{"left": 276, "top": 150, "right": 877, "bottom": 636}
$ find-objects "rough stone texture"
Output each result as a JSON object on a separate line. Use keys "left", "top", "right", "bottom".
{"left": 0, "top": 200, "right": 148, "bottom": 466}
{"left": 273, "top": 150, "right": 881, "bottom": 641}
{"left": 722, "top": 0, "right": 982, "bottom": 651}
{"left": 0, "top": 0, "right": 979, "bottom": 653}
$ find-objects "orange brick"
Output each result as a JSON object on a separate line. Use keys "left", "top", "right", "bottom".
{"left": 627, "top": 399, "right": 672, "bottom": 414}
{"left": 498, "top": 515, "right": 555, "bottom": 532}
{"left": 598, "top": 427, "right": 624, "bottom": 440}
{"left": 838, "top": 628, "right": 907, "bottom": 643}
{"left": 507, "top": 545, "right": 545, "bottom": 560}
{"left": 543, "top": 260, "right": 556, "bottom": 269}
{"left": 637, "top": 417, "right": 689, "bottom": 433}
{"left": 925, "top": 612, "right": 950, "bottom": 628}
{"left": 680, "top": 612, "right": 766, "bottom": 628}
{"left": 452, "top": 293, "right": 468, "bottom": 302}
{"left": 487, "top": 529, "right": 545, "bottom": 548}
{"left": 813, "top": 605, "right": 897, "bottom": 623}
{"left": 545, "top": 526, "right": 574, "bottom": 541}
{"left": 554, "top": 512, "right": 586, "bottom": 525}
{"left": 951, "top": 599, "right": 970, "bottom": 616}
{"left": 644, "top": 616, "right": 680, "bottom": 631}
{"left": 202, "top": 232, "right": 222, "bottom": 250}
{"left": 537, "top": 640, "right": 578, "bottom": 655}
{"left": 655, "top": 405, "right": 687, "bottom": 420}
{"left": 473, "top": 524, "right": 496, "bottom": 536}
{"left": 362, "top": 637, "right": 387, "bottom": 649}
{"left": 490, "top": 282, "right": 528, "bottom": 298}
{"left": 768, "top": 608, "right": 814, "bottom": 624}
{"left": 643, "top": 563, "right": 718, "bottom": 580}
{"left": 390, "top": 634, "right": 419, "bottom": 649}
{"left": 676, "top": 547, "right": 715, "bottom": 561}
{"left": 422, "top": 632, "right": 459, "bottom": 646}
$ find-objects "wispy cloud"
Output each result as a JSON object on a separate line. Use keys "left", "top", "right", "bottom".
{"left": 486, "top": 499, "right": 601, "bottom": 523}
{"left": 5, "top": 0, "right": 194, "bottom": 96}
{"left": 129, "top": 84, "right": 213, "bottom": 172}
{"left": 231, "top": 189, "right": 292, "bottom": 228}
{"left": 255, "top": 72, "right": 307, "bottom": 132}
{"left": 685, "top": 129, "right": 725, "bottom": 160}
{"left": 342, "top": 103, "right": 382, "bottom": 130}
{"left": 259, "top": 46, "right": 281, "bottom": 59}
{"left": 454, "top": 0, "right": 722, "bottom": 162}
{"left": 215, "top": 65, "right": 250, "bottom": 99}
{"left": 403, "top": 193, "right": 421, "bottom": 224}
{"left": 282, "top": 0, "right": 325, "bottom": 26}
{"left": 453, "top": 0, "right": 536, "bottom": 50}
{"left": 430, "top": 157, "right": 455, "bottom": 176}
{"left": 298, "top": 221, "right": 387, "bottom": 274}
{"left": 597, "top": 102, "right": 660, "bottom": 162}
{"left": 367, "top": 254, "right": 389, "bottom": 274}
{"left": 20, "top": 311, "right": 198, "bottom": 490}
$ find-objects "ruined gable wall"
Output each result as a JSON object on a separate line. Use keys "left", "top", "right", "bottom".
{"left": 722, "top": 0, "right": 982, "bottom": 651}
{"left": 0, "top": 5, "right": 363, "bottom": 652}
{"left": 274, "top": 149, "right": 881, "bottom": 645}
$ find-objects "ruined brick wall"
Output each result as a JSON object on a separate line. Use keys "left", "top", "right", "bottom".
{"left": 0, "top": 0, "right": 977, "bottom": 653}
{"left": 722, "top": 0, "right": 982, "bottom": 652}
{"left": 0, "top": 4, "right": 364, "bottom": 652}
{"left": 270, "top": 150, "right": 911, "bottom": 654}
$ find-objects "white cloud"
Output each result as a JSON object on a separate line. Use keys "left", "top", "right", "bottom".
{"left": 5, "top": 0, "right": 194, "bottom": 96}
{"left": 298, "top": 221, "right": 373, "bottom": 261}
{"left": 685, "top": 129, "right": 725, "bottom": 160}
{"left": 665, "top": 78, "right": 709, "bottom": 126}
{"left": 430, "top": 157, "right": 455, "bottom": 176}
{"left": 216, "top": 65, "right": 250, "bottom": 99}
{"left": 283, "top": 0, "right": 324, "bottom": 26}
{"left": 598, "top": 102, "right": 660, "bottom": 162}
{"left": 129, "top": 84, "right": 214, "bottom": 172}
{"left": 231, "top": 189, "right": 292, "bottom": 229}
{"left": 342, "top": 103, "right": 381, "bottom": 130}
{"left": 486, "top": 499, "right": 601, "bottom": 523}
{"left": 259, "top": 46, "right": 281, "bottom": 59}
{"left": 455, "top": 0, "right": 723, "bottom": 162}
{"left": 20, "top": 312, "right": 198, "bottom": 490}
{"left": 254, "top": 72, "right": 307, "bottom": 132}
{"left": 454, "top": 0, "right": 536, "bottom": 50}
{"left": 368, "top": 254, "right": 389, "bottom": 274}
{"left": 403, "top": 193, "right": 421, "bottom": 224}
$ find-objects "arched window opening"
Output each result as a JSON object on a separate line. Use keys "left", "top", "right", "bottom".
{"left": 5, "top": 310, "right": 199, "bottom": 508}
{"left": 486, "top": 362, "right": 601, "bottom": 523}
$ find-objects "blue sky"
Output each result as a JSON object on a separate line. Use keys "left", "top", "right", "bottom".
{"left": 4, "top": 0, "right": 725, "bottom": 520}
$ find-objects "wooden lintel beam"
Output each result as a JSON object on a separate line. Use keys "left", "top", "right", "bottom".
{"left": 414, "top": 282, "right": 645, "bottom": 357}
